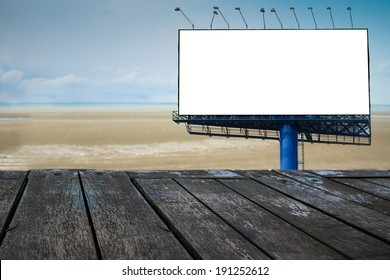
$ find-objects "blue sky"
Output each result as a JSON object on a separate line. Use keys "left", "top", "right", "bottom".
{"left": 0, "top": 0, "right": 389, "bottom": 104}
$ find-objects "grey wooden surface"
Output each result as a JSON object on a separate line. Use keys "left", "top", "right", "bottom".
{"left": 79, "top": 170, "right": 191, "bottom": 260}
{"left": 177, "top": 178, "right": 345, "bottom": 259}
{"left": 135, "top": 178, "right": 268, "bottom": 260}
{"left": 0, "top": 170, "right": 97, "bottom": 259}
{"left": 0, "top": 169, "right": 389, "bottom": 260}
{"left": 0, "top": 171, "right": 27, "bottom": 243}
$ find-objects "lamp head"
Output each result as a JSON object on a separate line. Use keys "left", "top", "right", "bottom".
{"left": 327, "top": 7, "right": 332, "bottom": 10}
{"left": 235, "top": 7, "right": 240, "bottom": 11}
{"left": 347, "top": 7, "right": 352, "bottom": 11}
{"left": 213, "top": 6, "right": 219, "bottom": 10}
{"left": 290, "top": 7, "right": 295, "bottom": 10}
{"left": 174, "top": 7, "right": 180, "bottom": 12}
{"left": 271, "top": 8, "right": 276, "bottom": 13}
{"left": 260, "top": 8, "right": 265, "bottom": 13}
{"left": 213, "top": 10, "right": 218, "bottom": 15}
{"left": 308, "top": 7, "right": 313, "bottom": 10}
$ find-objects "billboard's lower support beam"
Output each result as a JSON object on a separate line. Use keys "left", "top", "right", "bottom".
{"left": 279, "top": 123, "right": 298, "bottom": 170}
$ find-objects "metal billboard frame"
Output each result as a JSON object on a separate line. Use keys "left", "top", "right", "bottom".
{"left": 173, "top": 28, "right": 371, "bottom": 170}
{"left": 172, "top": 113, "right": 371, "bottom": 145}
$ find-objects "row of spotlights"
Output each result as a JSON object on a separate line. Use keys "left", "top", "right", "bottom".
{"left": 175, "top": 7, "right": 354, "bottom": 30}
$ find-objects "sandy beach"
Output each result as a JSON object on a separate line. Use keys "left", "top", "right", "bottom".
{"left": 0, "top": 106, "right": 389, "bottom": 171}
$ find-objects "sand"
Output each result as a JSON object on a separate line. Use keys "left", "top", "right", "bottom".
{"left": 0, "top": 106, "right": 389, "bottom": 170}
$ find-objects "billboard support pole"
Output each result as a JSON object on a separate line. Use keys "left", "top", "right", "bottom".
{"left": 279, "top": 123, "right": 298, "bottom": 170}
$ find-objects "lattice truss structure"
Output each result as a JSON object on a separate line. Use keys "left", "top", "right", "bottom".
{"left": 173, "top": 112, "right": 371, "bottom": 145}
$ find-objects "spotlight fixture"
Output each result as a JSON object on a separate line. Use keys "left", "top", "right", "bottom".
{"left": 271, "top": 8, "right": 283, "bottom": 29}
{"left": 290, "top": 7, "right": 300, "bottom": 29}
{"left": 308, "top": 7, "right": 318, "bottom": 29}
{"left": 235, "top": 7, "right": 248, "bottom": 29}
{"left": 213, "top": 6, "right": 230, "bottom": 29}
{"left": 174, "top": 7, "right": 194, "bottom": 29}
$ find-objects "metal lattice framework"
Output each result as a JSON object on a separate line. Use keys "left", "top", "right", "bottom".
{"left": 172, "top": 111, "right": 371, "bottom": 145}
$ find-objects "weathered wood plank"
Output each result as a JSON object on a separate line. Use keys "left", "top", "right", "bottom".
{"left": 0, "top": 171, "right": 26, "bottom": 180}
{"left": 220, "top": 178, "right": 390, "bottom": 259}
{"left": 177, "top": 178, "right": 345, "bottom": 259}
{"left": 127, "top": 170, "right": 243, "bottom": 179}
{"left": 0, "top": 171, "right": 27, "bottom": 240}
{"left": 311, "top": 170, "right": 390, "bottom": 178}
{"left": 333, "top": 178, "right": 390, "bottom": 201}
{"left": 0, "top": 170, "right": 97, "bottom": 259}
{"left": 235, "top": 170, "right": 272, "bottom": 178}
{"left": 250, "top": 171, "right": 390, "bottom": 243}
{"left": 278, "top": 170, "right": 390, "bottom": 216}
{"left": 364, "top": 178, "right": 390, "bottom": 189}
{"left": 79, "top": 170, "right": 191, "bottom": 260}
{"left": 134, "top": 178, "right": 269, "bottom": 260}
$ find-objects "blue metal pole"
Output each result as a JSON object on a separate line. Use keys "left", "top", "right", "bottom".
{"left": 279, "top": 123, "right": 298, "bottom": 170}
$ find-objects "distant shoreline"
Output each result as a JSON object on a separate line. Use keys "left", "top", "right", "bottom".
{"left": 0, "top": 102, "right": 177, "bottom": 113}
{"left": 0, "top": 102, "right": 389, "bottom": 114}
{"left": 0, "top": 102, "right": 176, "bottom": 107}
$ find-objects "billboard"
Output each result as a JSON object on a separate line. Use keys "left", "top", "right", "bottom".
{"left": 178, "top": 29, "right": 370, "bottom": 115}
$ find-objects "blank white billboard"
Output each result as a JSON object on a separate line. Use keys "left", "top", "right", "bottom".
{"left": 178, "top": 29, "right": 370, "bottom": 115}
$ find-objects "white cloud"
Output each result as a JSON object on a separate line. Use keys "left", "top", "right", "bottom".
{"left": 20, "top": 77, "right": 46, "bottom": 91}
{"left": 48, "top": 74, "right": 88, "bottom": 86}
{"left": 0, "top": 70, "right": 23, "bottom": 84}
{"left": 111, "top": 71, "right": 172, "bottom": 86}
{"left": 19, "top": 74, "right": 88, "bottom": 93}
{"left": 137, "top": 76, "right": 165, "bottom": 85}
{"left": 0, "top": 68, "right": 176, "bottom": 103}
{"left": 0, "top": 70, "right": 92, "bottom": 102}
{"left": 111, "top": 71, "right": 137, "bottom": 84}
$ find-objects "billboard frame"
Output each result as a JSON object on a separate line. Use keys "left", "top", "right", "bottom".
{"left": 174, "top": 28, "right": 371, "bottom": 170}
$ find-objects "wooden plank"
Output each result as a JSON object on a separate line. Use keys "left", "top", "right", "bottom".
{"left": 220, "top": 178, "right": 390, "bottom": 259}
{"left": 311, "top": 170, "right": 390, "bottom": 178}
{"left": 177, "top": 178, "right": 345, "bottom": 260}
{"left": 0, "top": 171, "right": 27, "bottom": 240}
{"left": 0, "top": 171, "right": 26, "bottom": 180}
{"left": 251, "top": 171, "right": 390, "bottom": 244}
{"left": 333, "top": 178, "right": 390, "bottom": 201}
{"left": 127, "top": 170, "right": 243, "bottom": 179}
{"left": 364, "top": 178, "right": 390, "bottom": 189}
{"left": 0, "top": 170, "right": 97, "bottom": 259}
{"left": 79, "top": 170, "right": 191, "bottom": 260}
{"left": 134, "top": 178, "right": 269, "bottom": 260}
{"left": 279, "top": 170, "right": 390, "bottom": 216}
{"left": 235, "top": 170, "right": 271, "bottom": 178}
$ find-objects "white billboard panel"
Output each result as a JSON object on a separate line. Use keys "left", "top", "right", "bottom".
{"left": 178, "top": 29, "right": 370, "bottom": 115}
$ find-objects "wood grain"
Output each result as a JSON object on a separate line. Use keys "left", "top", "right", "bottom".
{"left": 0, "top": 170, "right": 97, "bottom": 259}
{"left": 80, "top": 170, "right": 191, "bottom": 259}
{"left": 178, "top": 178, "right": 345, "bottom": 260}
{"left": 278, "top": 170, "right": 390, "bottom": 216}
{"left": 333, "top": 178, "right": 390, "bottom": 201}
{"left": 134, "top": 178, "right": 269, "bottom": 260}
{"left": 220, "top": 178, "right": 390, "bottom": 259}
{"left": 0, "top": 171, "right": 27, "bottom": 240}
{"left": 127, "top": 170, "right": 243, "bottom": 179}
{"left": 311, "top": 170, "right": 390, "bottom": 178}
{"left": 1, "top": 169, "right": 389, "bottom": 260}
{"left": 364, "top": 178, "right": 390, "bottom": 189}
{"left": 251, "top": 171, "right": 390, "bottom": 243}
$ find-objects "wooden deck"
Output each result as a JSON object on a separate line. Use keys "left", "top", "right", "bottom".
{"left": 0, "top": 169, "right": 390, "bottom": 260}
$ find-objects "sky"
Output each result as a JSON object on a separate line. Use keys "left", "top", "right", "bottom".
{"left": 0, "top": 0, "right": 389, "bottom": 105}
